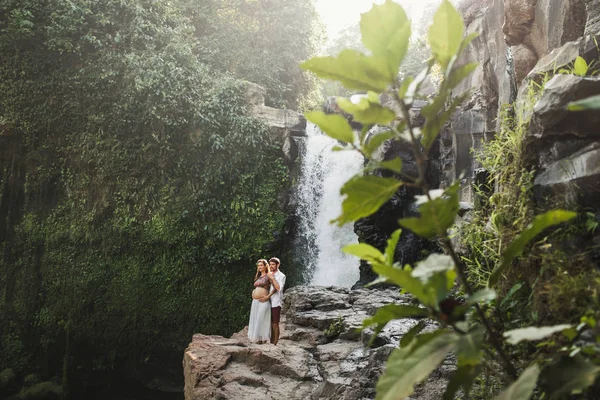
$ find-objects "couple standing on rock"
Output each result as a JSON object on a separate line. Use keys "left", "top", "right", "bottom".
{"left": 248, "top": 257, "right": 286, "bottom": 345}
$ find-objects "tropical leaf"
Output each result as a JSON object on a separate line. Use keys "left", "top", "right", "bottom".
{"left": 336, "top": 97, "right": 396, "bottom": 125}
{"left": 504, "top": 325, "right": 572, "bottom": 345}
{"left": 305, "top": 111, "right": 355, "bottom": 143}
{"left": 385, "top": 229, "right": 402, "bottom": 266}
{"left": 363, "top": 304, "right": 428, "bottom": 346}
{"left": 428, "top": 0, "right": 464, "bottom": 68}
{"left": 399, "top": 183, "right": 459, "bottom": 239}
{"left": 377, "top": 332, "right": 458, "bottom": 400}
{"left": 335, "top": 175, "right": 403, "bottom": 226}
{"left": 360, "top": 0, "right": 411, "bottom": 78}
{"left": 300, "top": 49, "right": 393, "bottom": 92}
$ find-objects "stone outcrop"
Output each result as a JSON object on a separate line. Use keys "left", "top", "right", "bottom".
{"left": 244, "top": 81, "right": 306, "bottom": 167}
{"left": 183, "top": 286, "right": 452, "bottom": 400}
{"left": 447, "top": 0, "right": 599, "bottom": 204}
{"left": 522, "top": 70, "right": 600, "bottom": 208}
{"left": 244, "top": 81, "right": 306, "bottom": 139}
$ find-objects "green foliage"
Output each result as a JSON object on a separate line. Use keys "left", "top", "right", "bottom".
{"left": 377, "top": 331, "right": 459, "bottom": 400}
{"left": 399, "top": 184, "right": 460, "bottom": 239}
{"left": 302, "top": 0, "right": 599, "bottom": 398}
{"left": 0, "top": 0, "right": 306, "bottom": 392}
{"left": 19, "top": 381, "right": 62, "bottom": 400}
{"left": 0, "top": 369, "right": 16, "bottom": 390}
{"left": 324, "top": 315, "right": 345, "bottom": 339}
{"left": 192, "top": 0, "right": 324, "bottom": 109}
{"left": 335, "top": 176, "right": 403, "bottom": 226}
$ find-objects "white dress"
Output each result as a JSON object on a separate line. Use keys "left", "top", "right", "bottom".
{"left": 248, "top": 275, "right": 271, "bottom": 342}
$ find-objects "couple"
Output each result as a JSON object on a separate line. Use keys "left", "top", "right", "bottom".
{"left": 248, "top": 257, "right": 286, "bottom": 345}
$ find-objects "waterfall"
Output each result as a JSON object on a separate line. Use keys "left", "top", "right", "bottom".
{"left": 294, "top": 123, "right": 363, "bottom": 287}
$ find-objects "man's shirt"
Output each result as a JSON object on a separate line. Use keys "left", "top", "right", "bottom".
{"left": 270, "top": 270, "right": 286, "bottom": 308}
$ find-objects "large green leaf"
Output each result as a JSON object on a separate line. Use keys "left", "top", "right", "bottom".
{"left": 336, "top": 97, "right": 396, "bottom": 125}
{"left": 539, "top": 356, "right": 600, "bottom": 398}
{"left": 399, "top": 183, "right": 459, "bottom": 239}
{"left": 412, "top": 254, "right": 454, "bottom": 282}
{"left": 573, "top": 56, "right": 589, "bottom": 76}
{"left": 364, "top": 130, "right": 395, "bottom": 155}
{"left": 380, "top": 157, "right": 403, "bottom": 173}
{"left": 376, "top": 332, "right": 458, "bottom": 400}
{"left": 371, "top": 263, "right": 429, "bottom": 304}
{"left": 385, "top": 229, "right": 402, "bottom": 266}
{"left": 455, "top": 328, "right": 485, "bottom": 367}
{"left": 344, "top": 243, "right": 386, "bottom": 265}
{"left": 363, "top": 304, "right": 428, "bottom": 346}
{"left": 465, "top": 288, "right": 497, "bottom": 306}
{"left": 334, "top": 175, "right": 403, "bottom": 226}
{"left": 567, "top": 94, "right": 600, "bottom": 111}
{"left": 428, "top": 0, "right": 464, "bottom": 68}
{"left": 301, "top": 49, "right": 393, "bottom": 92}
{"left": 492, "top": 364, "right": 540, "bottom": 400}
{"left": 504, "top": 324, "right": 572, "bottom": 345}
{"left": 488, "top": 210, "right": 577, "bottom": 286}
{"left": 360, "top": 0, "right": 411, "bottom": 78}
{"left": 305, "top": 111, "right": 355, "bottom": 144}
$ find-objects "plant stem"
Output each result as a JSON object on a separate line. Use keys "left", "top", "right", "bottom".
{"left": 442, "top": 237, "right": 518, "bottom": 380}
{"left": 394, "top": 89, "right": 518, "bottom": 380}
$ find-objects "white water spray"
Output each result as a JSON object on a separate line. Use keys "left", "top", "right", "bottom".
{"left": 294, "top": 123, "right": 363, "bottom": 287}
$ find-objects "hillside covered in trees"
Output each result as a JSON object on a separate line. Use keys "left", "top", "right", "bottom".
{"left": 0, "top": 0, "right": 322, "bottom": 398}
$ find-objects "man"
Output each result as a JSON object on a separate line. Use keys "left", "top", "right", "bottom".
{"left": 267, "top": 257, "right": 286, "bottom": 345}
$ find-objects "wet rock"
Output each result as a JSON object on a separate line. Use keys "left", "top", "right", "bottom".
{"left": 183, "top": 286, "right": 447, "bottom": 400}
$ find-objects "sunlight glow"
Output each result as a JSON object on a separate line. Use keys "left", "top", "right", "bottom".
{"left": 316, "top": 0, "right": 434, "bottom": 38}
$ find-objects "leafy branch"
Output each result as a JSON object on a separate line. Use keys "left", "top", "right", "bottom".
{"left": 300, "top": 1, "right": 590, "bottom": 399}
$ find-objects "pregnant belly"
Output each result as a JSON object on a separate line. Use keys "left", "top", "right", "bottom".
{"left": 252, "top": 287, "right": 269, "bottom": 300}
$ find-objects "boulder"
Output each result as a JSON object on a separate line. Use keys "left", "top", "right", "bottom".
{"left": 534, "top": 143, "right": 600, "bottom": 208}
{"left": 521, "top": 73, "right": 600, "bottom": 209}
{"left": 183, "top": 286, "right": 449, "bottom": 400}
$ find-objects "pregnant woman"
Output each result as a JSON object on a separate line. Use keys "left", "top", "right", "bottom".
{"left": 248, "top": 259, "right": 272, "bottom": 343}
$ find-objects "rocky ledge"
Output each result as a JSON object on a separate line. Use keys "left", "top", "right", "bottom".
{"left": 183, "top": 286, "right": 453, "bottom": 400}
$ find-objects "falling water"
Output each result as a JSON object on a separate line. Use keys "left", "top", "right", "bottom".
{"left": 294, "top": 123, "right": 363, "bottom": 287}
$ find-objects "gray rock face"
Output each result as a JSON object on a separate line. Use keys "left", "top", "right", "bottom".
{"left": 242, "top": 81, "right": 306, "bottom": 165}
{"left": 585, "top": 0, "right": 600, "bottom": 35}
{"left": 523, "top": 74, "right": 600, "bottom": 208}
{"left": 447, "top": 0, "right": 593, "bottom": 203}
{"left": 446, "top": 0, "right": 509, "bottom": 201}
{"left": 183, "top": 286, "right": 450, "bottom": 400}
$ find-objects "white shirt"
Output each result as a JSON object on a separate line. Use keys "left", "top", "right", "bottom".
{"left": 270, "top": 270, "right": 286, "bottom": 308}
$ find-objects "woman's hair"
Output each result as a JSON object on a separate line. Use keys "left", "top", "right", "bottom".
{"left": 255, "top": 259, "right": 269, "bottom": 280}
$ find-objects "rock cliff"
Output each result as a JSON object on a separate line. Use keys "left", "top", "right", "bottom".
{"left": 445, "top": 0, "right": 600, "bottom": 208}
{"left": 183, "top": 286, "right": 451, "bottom": 400}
